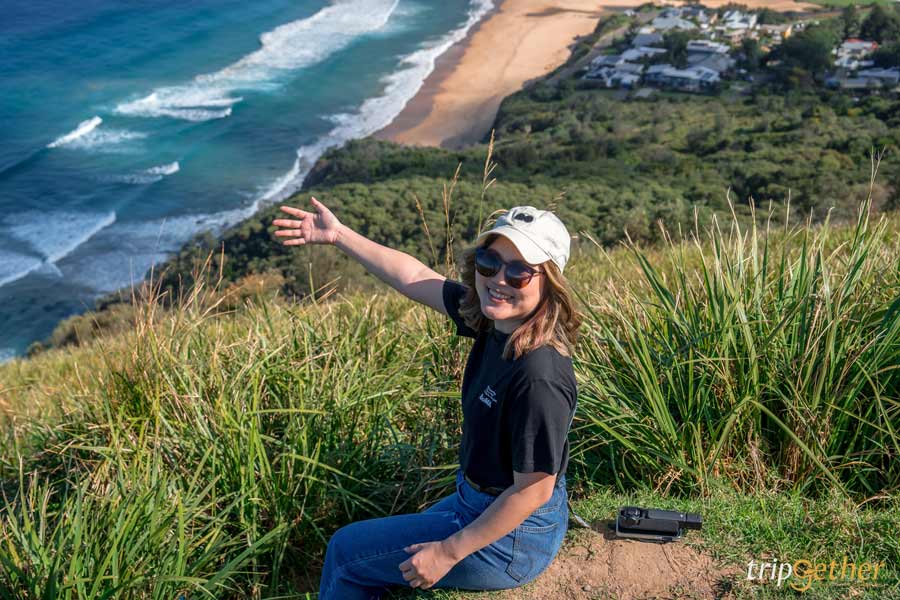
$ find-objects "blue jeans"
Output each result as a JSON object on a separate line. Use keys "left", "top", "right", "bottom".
{"left": 318, "top": 468, "right": 568, "bottom": 599}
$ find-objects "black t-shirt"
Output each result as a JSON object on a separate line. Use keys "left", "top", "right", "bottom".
{"left": 442, "top": 279, "right": 578, "bottom": 490}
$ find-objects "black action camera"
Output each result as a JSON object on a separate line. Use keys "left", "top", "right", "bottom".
{"left": 615, "top": 506, "right": 703, "bottom": 542}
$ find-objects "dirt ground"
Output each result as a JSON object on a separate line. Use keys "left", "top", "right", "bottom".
{"left": 491, "top": 521, "right": 743, "bottom": 600}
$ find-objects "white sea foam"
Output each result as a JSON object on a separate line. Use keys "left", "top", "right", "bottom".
{"left": 104, "top": 161, "right": 181, "bottom": 184}
{"left": 258, "top": 0, "right": 495, "bottom": 204}
{"left": 0, "top": 248, "right": 44, "bottom": 288}
{"left": 47, "top": 116, "right": 103, "bottom": 148}
{"left": 114, "top": 0, "right": 400, "bottom": 122}
{"left": 115, "top": 92, "right": 234, "bottom": 122}
{"left": 48, "top": 120, "right": 148, "bottom": 153}
{"left": 147, "top": 161, "right": 180, "bottom": 176}
{"left": 3, "top": 211, "right": 117, "bottom": 268}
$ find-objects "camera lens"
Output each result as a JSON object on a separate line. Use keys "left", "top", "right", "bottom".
{"left": 621, "top": 507, "right": 642, "bottom": 526}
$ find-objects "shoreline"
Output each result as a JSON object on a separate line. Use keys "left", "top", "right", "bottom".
{"left": 373, "top": 0, "right": 608, "bottom": 149}
{"left": 372, "top": 1, "right": 502, "bottom": 149}
{"left": 373, "top": 0, "right": 821, "bottom": 150}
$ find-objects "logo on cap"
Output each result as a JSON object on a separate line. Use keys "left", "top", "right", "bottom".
{"left": 514, "top": 213, "right": 534, "bottom": 223}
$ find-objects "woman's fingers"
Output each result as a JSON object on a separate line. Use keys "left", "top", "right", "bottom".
{"left": 272, "top": 219, "right": 303, "bottom": 227}
{"left": 279, "top": 205, "right": 310, "bottom": 218}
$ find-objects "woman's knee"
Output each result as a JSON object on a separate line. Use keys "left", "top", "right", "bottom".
{"left": 325, "top": 520, "right": 365, "bottom": 563}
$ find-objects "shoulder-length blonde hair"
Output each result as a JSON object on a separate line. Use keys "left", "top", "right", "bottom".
{"left": 455, "top": 232, "right": 582, "bottom": 361}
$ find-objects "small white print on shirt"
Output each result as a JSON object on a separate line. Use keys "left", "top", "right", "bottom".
{"left": 479, "top": 385, "right": 498, "bottom": 408}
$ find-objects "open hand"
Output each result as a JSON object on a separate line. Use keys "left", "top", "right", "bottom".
{"left": 273, "top": 196, "right": 342, "bottom": 246}
{"left": 398, "top": 541, "right": 459, "bottom": 590}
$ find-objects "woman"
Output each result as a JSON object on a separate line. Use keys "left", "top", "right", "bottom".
{"left": 273, "top": 197, "right": 581, "bottom": 599}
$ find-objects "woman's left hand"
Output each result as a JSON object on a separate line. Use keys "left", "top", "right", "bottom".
{"left": 398, "top": 541, "right": 459, "bottom": 589}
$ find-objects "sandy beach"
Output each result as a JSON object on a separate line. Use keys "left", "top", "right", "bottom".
{"left": 374, "top": 0, "right": 820, "bottom": 149}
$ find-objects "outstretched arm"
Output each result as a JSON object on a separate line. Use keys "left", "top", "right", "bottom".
{"left": 273, "top": 197, "right": 449, "bottom": 315}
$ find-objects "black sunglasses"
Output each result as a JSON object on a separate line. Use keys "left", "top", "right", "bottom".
{"left": 475, "top": 247, "right": 543, "bottom": 289}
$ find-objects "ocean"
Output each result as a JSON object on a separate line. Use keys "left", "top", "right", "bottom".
{"left": 0, "top": 0, "right": 492, "bottom": 363}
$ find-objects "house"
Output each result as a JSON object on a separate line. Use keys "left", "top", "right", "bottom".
{"left": 686, "top": 40, "right": 734, "bottom": 73}
{"left": 722, "top": 10, "right": 758, "bottom": 31}
{"left": 825, "top": 76, "right": 883, "bottom": 91}
{"left": 644, "top": 64, "right": 671, "bottom": 81}
{"left": 584, "top": 63, "right": 645, "bottom": 88}
{"left": 857, "top": 67, "right": 900, "bottom": 87}
{"left": 835, "top": 57, "right": 875, "bottom": 70}
{"left": 838, "top": 39, "right": 879, "bottom": 56}
{"left": 686, "top": 40, "right": 730, "bottom": 55}
{"left": 825, "top": 68, "right": 899, "bottom": 90}
{"left": 615, "top": 62, "right": 645, "bottom": 75}
{"left": 631, "top": 33, "right": 663, "bottom": 48}
{"left": 652, "top": 16, "right": 697, "bottom": 31}
{"left": 622, "top": 46, "right": 668, "bottom": 61}
{"left": 715, "top": 10, "right": 758, "bottom": 42}
{"left": 689, "top": 53, "right": 736, "bottom": 74}
{"left": 590, "top": 53, "right": 625, "bottom": 69}
{"left": 644, "top": 64, "right": 721, "bottom": 91}
{"left": 834, "top": 39, "right": 879, "bottom": 70}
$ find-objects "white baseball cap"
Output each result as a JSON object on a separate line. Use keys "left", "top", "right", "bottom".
{"left": 475, "top": 206, "right": 571, "bottom": 272}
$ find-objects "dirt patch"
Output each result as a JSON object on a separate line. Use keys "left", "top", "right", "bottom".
{"left": 492, "top": 521, "right": 742, "bottom": 599}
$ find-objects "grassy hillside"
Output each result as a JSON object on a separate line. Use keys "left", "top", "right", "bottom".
{"left": 2, "top": 175, "right": 899, "bottom": 597}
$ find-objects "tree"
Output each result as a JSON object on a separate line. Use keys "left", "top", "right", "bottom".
{"left": 872, "top": 41, "right": 900, "bottom": 67}
{"left": 662, "top": 31, "right": 696, "bottom": 68}
{"left": 776, "top": 25, "right": 838, "bottom": 77}
{"left": 859, "top": 5, "right": 900, "bottom": 44}
{"left": 842, "top": 5, "right": 860, "bottom": 40}
{"left": 739, "top": 38, "right": 763, "bottom": 71}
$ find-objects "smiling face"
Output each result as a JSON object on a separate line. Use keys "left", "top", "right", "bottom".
{"left": 475, "top": 235, "right": 546, "bottom": 334}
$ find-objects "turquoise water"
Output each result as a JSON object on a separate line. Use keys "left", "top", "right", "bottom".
{"left": 0, "top": 0, "right": 492, "bottom": 362}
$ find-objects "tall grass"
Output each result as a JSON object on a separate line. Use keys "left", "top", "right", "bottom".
{"left": 573, "top": 159, "right": 900, "bottom": 498}
{"left": 1, "top": 151, "right": 898, "bottom": 596}
{"left": 0, "top": 256, "right": 473, "bottom": 597}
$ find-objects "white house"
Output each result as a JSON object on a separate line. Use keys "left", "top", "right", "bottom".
{"left": 622, "top": 46, "right": 668, "bottom": 61}
{"left": 590, "top": 53, "right": 626, "bottom": 69}
{"left": 652, "top": 16, "right": 697, "bottom": 31}
{"left": 722, "top": 11, "right": 758, "bottom": 31}
{"left": 686, "top": 40, "right": 730, "bottom": 55}
{"left": 584, "top": 62, "right": 645, "bottom": 88}
{"left": 834, "top": 39, "right": 879, "bottom": 70}
{"left": 644, "top": 64, "right": 721, "bottom": 91}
